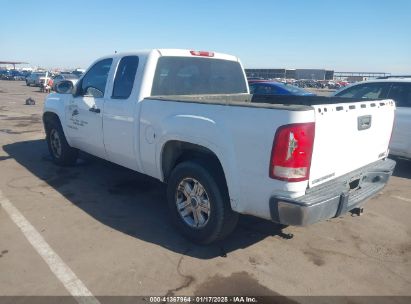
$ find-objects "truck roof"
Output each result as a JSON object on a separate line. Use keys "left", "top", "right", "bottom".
{"left": 97, "top": 49, "right": 240, "bottom": 63}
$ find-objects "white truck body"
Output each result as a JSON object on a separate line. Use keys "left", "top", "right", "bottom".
{"left": 43, "top": 49, "right": 396, "bottom": 242}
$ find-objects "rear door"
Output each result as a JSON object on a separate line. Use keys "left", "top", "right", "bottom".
{"left": 387, "top": 82, "right": 411, "bottom": 157}
{"left": 308, "top": 99, "right": 395, "bottom": 187}
{"left": 103, "top": 55, "right": 140, "bottom": 170}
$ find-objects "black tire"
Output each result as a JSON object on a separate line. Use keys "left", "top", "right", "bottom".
{"left": 167, "top": 160, "right": 239, "bottom": 244}
{"left": 26, "top": 82, "right": 30, "bottom": 86}
{"left": 45, "top": 118, "right": 78, "bottom": 166}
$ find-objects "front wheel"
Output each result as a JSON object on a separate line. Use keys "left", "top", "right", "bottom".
{"left": 167, "top": 160, "right": 238, "bottom": 244}
{"left": 45, "top": 119, "right": 78, "bottom": 166}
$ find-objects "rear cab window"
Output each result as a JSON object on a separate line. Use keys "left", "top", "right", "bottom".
{"left": 112, "top": 56, "right": 139, "bottom": 99}
{"left": 151, "top": 57, "right": 247, "bottom": 96}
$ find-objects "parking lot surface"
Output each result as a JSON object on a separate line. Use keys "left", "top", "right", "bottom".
{"left": 1, "top": 80, "right": 411, "bottom": 300}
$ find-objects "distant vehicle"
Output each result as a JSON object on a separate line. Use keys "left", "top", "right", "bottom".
{"left": 249, "top": 81, "right": 315, "bottom": 96}
{"left": 333, "top": 78, "right": 411, "bottom": 159}
{"left": 21, "top": 70, "right": 31, "bottom": 78}
{"left": 326, "top": 81, "right": 341, "bottom": 90}
{"left": 13, "top": 70, "right": 27, "bottom": 80}
{"left": 339, "top": 81, "right": 349, "bottom": 86}
{"left": 71, "top": 70, "right": 84, "bottom": 77}
{"left": 0, "top": 70, "right": 12, "bottom": 80}
{"left": 39, "top": 73, "right": 53, "bottom": 91}
{"left": 26, "top": 72, "right": 46, "bottom": 86}
{"left": 51, "top": 73, "right": 79, "bottom": 91}
{"left": 1, "top": 70, "right": 26, "bottom": 80}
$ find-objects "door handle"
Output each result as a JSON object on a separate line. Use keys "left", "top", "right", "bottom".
{"left": 358, "top": 115, "right": 372, "bottom": 130}
{"left": 89, "top": 107, "right": 101, "bottom": 113}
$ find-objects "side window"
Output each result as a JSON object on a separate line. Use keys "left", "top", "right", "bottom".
{"left": 388, "top": 83, "right": 411, "bottom": 107}
{"left": 112, "top": 56, "right": 139, "bottom": 99}
{"left": 335, "top": 84, "right": 366, "bottom": 97}
{"left": 267, "top": 85, "right": 279, "bottom": 94}
{"left": 255, "top": 85, "right": 265, "bottom": 94}
{"left": 79, "top": 58, "right": 113, "bottom": 98}
{"left": 249, "top": 84, "right": 256, "bottom": 94}
{"left": 336, "top": 83, "right": 390, "bottom": 99}
{"left": 255, "top": 85, "right": 278, "bottom": 94}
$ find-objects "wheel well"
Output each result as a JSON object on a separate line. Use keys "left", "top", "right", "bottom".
{"left": 43, "top": 112, "right": 60, "bottom": 129}
{"left": 162, "top": 141, "right": 227, "bottom": 185}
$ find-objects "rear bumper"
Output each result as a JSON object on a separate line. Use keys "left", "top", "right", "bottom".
{"left": 269, "top": 158, "right": 396, "bottom": 226}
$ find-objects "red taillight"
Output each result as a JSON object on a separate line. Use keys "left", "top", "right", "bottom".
{"left": 190, "top": 50, "right": 215, "bottom": 57}
{"left": 269, "top": 123, "right": 315, "bottom": 182}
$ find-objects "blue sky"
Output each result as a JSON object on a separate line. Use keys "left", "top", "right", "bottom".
{"left": 1, "top": 0, "right": 410, "bottom": 73}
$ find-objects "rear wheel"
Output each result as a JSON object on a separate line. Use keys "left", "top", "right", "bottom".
{"left": 167, "top": 160, "right": 238, "bottom": 244}
{"left": 45, "top": 119, "right": 78, "bottom": 166}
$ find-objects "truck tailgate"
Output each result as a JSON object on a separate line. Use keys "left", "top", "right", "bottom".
{"left": 309, "top": 99, "right": 395, "bottom": 188}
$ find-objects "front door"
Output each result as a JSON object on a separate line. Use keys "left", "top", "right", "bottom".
{"left": 65, "top": 58, "right": 113, "bottom": 159}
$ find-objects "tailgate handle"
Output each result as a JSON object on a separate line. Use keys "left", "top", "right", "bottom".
{"left": 358, "top": 115, "right": 372, "bottom": 130}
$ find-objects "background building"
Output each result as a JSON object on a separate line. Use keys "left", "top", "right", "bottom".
{"left": 246, "top": 69, "right": 287, "bottom": 79}
{"left": 334, "top": 71, "right": 390, "bottom": 80}
{"left": 245, "top": 68, "right": 334, "bottom": 80}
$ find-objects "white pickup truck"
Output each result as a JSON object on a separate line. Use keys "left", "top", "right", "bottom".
{"left": 43, "top": 49, "right": 396, "bottom": 244}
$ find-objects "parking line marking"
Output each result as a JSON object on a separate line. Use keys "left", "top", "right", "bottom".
{"left": 0, "top": 190, "right": 100, "bottom": 304}
{"left": 391, "top": 195, "right": 411, "bottom": 203}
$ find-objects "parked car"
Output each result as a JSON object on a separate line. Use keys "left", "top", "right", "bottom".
{"left": 15, "top": 71, "right": 27, "bottom": 80}
{"left": 0, "top": 70, "right": 12, "bottom": 80}
{"left": 51, "top": 73, "right": 79, "bottom": 91}
{"left": 333, "top": 78, "right": 411, "bottom": 159}
{"left": 21, "top": 70, "right": 31, "bottom": 77}
{"left": 1, "top": 70, "right": 26, "bottom": 80}
{"left": 26, "top": 72, "right": 46, "bottom": 86}
{"left": 294, "top": 79, "right": 318, "bottom": 88}
{"left": 71, "top": 69, "right": 85, "bottom": 77}
{"left": 39, "top": 73, "right": 53, "bottom": 90}
{"left": 249, "top": 81, "right": 315, "bottom": 96}
{"left": 0, "top": 69, "right": 7, "bottom": 78}
{"left": 44, "top": 49, "right": 395, "bottom": 244}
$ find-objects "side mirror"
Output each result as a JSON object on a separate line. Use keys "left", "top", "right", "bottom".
{"left": 55, "top": 80, "right": 74, "bottom": 94}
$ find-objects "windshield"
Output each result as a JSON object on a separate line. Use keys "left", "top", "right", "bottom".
{"left": 335, "top": 82, "right": 391, "bottom": 99}
{"left": 63, "top": 74, "right": 79, "bottom": 79}
{"left": 151, "top": 57, "right": 247, "bottom": 95}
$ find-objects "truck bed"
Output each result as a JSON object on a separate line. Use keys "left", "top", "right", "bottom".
{"left": 146, "top": 94, "right": 380, "bottom": 110}
{"left": 146, "top": 93, "right": 395, "bottom": 189}
{"left": 146, "top": 94, "right": 311, "bottom": 111}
